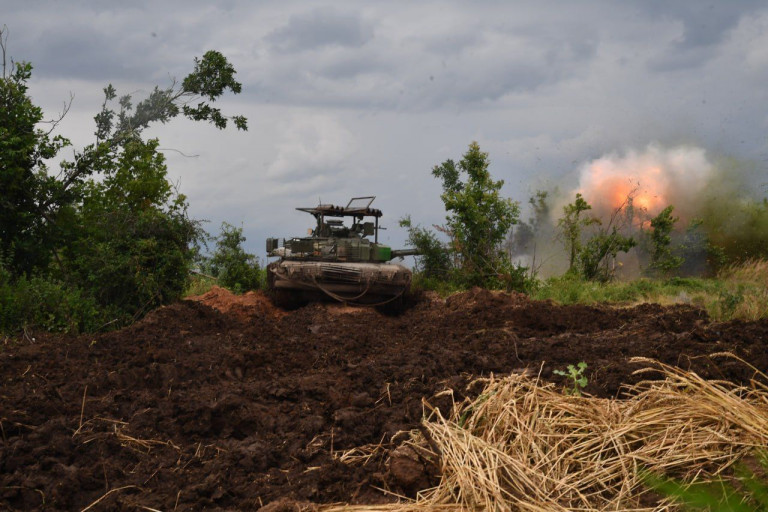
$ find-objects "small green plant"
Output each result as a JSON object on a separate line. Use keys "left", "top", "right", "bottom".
{"left": 554, "top": 362, "right": 588, "bottom": 396}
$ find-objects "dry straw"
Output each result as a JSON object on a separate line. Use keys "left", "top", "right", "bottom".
{"left": 324, "top": 355, "right": 768, "bottom": 512}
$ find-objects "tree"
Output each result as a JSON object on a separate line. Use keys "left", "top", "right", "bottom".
{"left": 557, "top": 193, "right": 598, "bottom": 273}
{"left": 206, "top": 223, "right": 262, "bottom": 293}
{"left": 577, "top": 226, "right": 636, "bottom": 281}
{"left": 432, "top": 141, "right": 521, "bottom": 287}
{"left": 557, "top": 193, "right": 636, "bottom": 281}
{"left": 94, "top": 50, "right": 246, "bottom": 145}
{"left": 506, "top": 189, "right": 550, "bottom": 259}
{"left": 54, "top": 50, "right": 248, "bottom": 229}
{"left": 647, "top": 205, "right": 683, "bottom": 277}
{"left": 60, "top": 51, "right": 248, "bottom": 317}
{"left": 2, "top": 42, "right": 247, "bottom": 278}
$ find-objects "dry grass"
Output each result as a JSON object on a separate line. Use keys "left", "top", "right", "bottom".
{"left": 719, "top": 258, "right": 768, "bottom": 287}
{"left": 324, "top": 356, "right": 768, "bottom": 512}
{"left": 714, "top": 259, "right": 768, "bottom": 321}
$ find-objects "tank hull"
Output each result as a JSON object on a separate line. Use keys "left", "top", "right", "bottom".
{"left": 267, "top": 260, "right": 411, "bottom": 306}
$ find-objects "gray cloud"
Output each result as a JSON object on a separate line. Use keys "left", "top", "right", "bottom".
{"left": 249, "top": 13, "right": 599, "bottom": 111}
{"left": 34, "top": 26, "right": 149, "bottom": 81}
{"left": 266, "top": 7, "right": 374, "bottom": 53}
{"left": 642, "top": 1, "right": 759, "bottom": 49}
{"left": 641, "top": 1, "right": 765, "bottom": 72}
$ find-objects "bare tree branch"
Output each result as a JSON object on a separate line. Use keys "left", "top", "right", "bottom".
{"left": 40, "top": 92, "right": 74, "bottom": 134}
{"left": 157, "top": 147, "right": 200, "bottom": 158}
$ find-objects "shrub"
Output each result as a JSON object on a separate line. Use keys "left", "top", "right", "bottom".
{"left": 432, "top": 142, "right": 521, "bottom": 288}
{"left": 399, "top": 216, "right": 452, "bottom": 279}
{"left": 206, "top": 222, "right": 263, "bottom": 293}
{"left": 0, "top": 262, "right": 107, "bottom": 334}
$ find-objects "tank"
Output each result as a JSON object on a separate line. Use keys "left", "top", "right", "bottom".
{"left": 265, "top": 196, "right": 416, "bottom": 309}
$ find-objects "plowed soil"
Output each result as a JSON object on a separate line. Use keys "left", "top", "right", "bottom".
{"left": 2, "top": 287, "right": 767, "bottom": 511}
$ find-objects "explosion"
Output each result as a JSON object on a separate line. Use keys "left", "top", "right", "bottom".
{"left": 526, "top": 144, "right": 767, "bottom": 277}
{"left": 575, "top": 144, "right": 714, "bottom": 223}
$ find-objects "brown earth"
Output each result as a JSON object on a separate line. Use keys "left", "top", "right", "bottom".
{"left": 2, "top": 286, "right": 767, "bottom": 511}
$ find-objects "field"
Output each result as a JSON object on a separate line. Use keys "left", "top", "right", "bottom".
{"left": 2, "top": 286, "right": 768, "bottom": 511}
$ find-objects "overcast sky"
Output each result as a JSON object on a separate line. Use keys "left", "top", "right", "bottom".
{"left": 5, "top": 1, "right": 768, "bottom": 256}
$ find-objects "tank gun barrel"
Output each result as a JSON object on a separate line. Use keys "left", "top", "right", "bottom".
{"left": 390, "top": 248, "right": 420, "bottom": 259}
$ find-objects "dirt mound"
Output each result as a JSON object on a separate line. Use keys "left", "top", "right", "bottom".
{"left": 2, "top": 289, "right": 767, "bottom": 510}
{"left": 189, "top": 286, "right": 286, "bottom": 322}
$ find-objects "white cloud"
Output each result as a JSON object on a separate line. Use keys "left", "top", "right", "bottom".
{"left": 266, "top": 113, "right": 356, "bottom": 182}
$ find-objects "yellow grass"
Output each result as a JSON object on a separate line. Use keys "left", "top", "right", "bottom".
{"left": 715, "top": 259, "right": 768, "bottom": 321}
{"left": 720, "top": 258, "right": 768, "bottom": 287}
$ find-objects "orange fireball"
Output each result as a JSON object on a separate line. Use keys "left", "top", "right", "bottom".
{"left": 573, "top": 145, "right": 713, "bottom": 227}
{"left": 578, "top": 159, "right": 669, "bottom": 220}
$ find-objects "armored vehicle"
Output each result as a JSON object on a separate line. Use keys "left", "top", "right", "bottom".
{"left": 266, "top": 196, "right": 416, "bottom": 309}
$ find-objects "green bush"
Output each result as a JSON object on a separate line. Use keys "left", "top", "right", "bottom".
{"left": 0, "top": 263, "right": 107, "bottom": 334}
{"left": 412, "top": 259, "right": 537, "bottom": 296}
{"left": 487, "top": 259, "right": 538, "bottom": 294}
{"left": 399, "top": 215, "right": 452, "bottom": 279}
{"left": 647, "top": 205, "right": 684, "bottom": 277}
{"left": 205, "top": 222, "right": 263, "bottom": 293}
{"left": 411, "top": 273, "right": 465, "bottom": 297}
{"left": 185, "top": 273, "right": 218, "bottom": 297}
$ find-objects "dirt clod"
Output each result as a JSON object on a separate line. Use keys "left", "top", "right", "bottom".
{"left": 387, "top": 445, "right": 432, "bottom": 494}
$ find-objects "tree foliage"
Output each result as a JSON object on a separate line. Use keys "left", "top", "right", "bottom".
{"left": 647, "top": 205, "right": 683, "bottom": 277}
{"left": 432, "top": 141, "right": 522, "bottom": 287}
{"left": 0, "top": 28, "right": 248, "bottom": 332}
{"left": 93, "top": 50, "right": 246, "bottom": 146}
{"left": 506, "top": 189, "right": 552, "bottom": 264}
{"left": 577, "top": 226, "right": 636, "bottom": 281}
{"left": 557, "top": 193, "right": 598, "bottom": 273}
{"left": 206, "top": 222, "right": 263, "bottom": 294}
{"left": 63, "top": 139, "right": 203, "bottom": 319}
{"left": 557, "top": 193, "right": 636, "bottom": 281}
{"left": 0, "top": 60, "right": 71, "bottom": 274}
{"left": 398, "top": 215, "right": 451, "bottom": 278}
{"left": 182, "top": 51, "right": 248, "bottom": 130}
